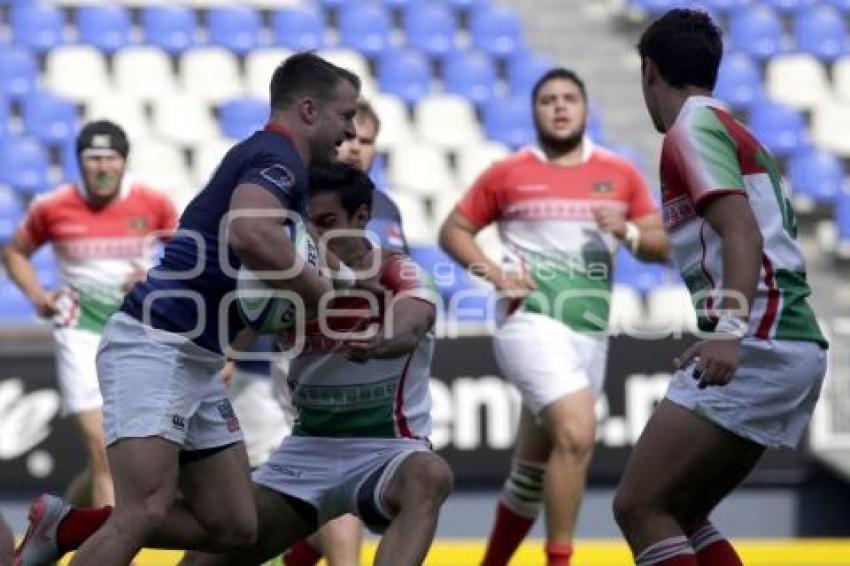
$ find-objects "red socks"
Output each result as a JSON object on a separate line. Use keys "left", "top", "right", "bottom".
{"left": 545, "top": 542, "right": 573, "bottom": 565}
{"left": 689, "top": 523, "right": 742, "bottom": 566}
{"left": 480, "top": 501, "right": 537, "bottom": 566}
{"left": 655, "top": 557, "right": 699, "bottom": 565}
{"left": 283, "top": 539, "right": 322, "bottom": 566}
{"left": 56, "top": 506, "right": 113, "bottom": 553}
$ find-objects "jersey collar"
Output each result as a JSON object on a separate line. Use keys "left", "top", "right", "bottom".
{"left": 675, "top": 95, "right": 728, "bottom": 125}
{"left": 526, "top": 134, "right": 595, "bottom": 165}
{"left": 264, "top": 122, "right": 294, "bottom": 141}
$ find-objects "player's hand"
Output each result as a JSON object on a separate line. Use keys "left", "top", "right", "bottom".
{"left": 32, "top": 290, "right": 61, "bottom": 319}
{"left": 593, "top": 207, "right": 628, "bottom": 239}
{"left": 219, "top": 360, "right": 236, "bottom": 388}
{"left": 342, "top": 335, "right": 387, "bottom": 363}
{"left": 491, "top": 271, "right": 535, "bottom": 299}
{"left": 121, "top": 261, "right": 147, "bottom": 292}
{"left": 674, "top": 338, "right": 742, "bottom": 389}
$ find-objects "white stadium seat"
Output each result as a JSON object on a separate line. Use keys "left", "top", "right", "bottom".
{"left": 318, "top": 48, "right": 377, "bottom": 99}
{"left": 415, "top": 94, "right": 483, "bottom": 151}
{"left": 812, "top": 98, "right": 850, "bottom": 156}
{"left": 152, "top": 95, "right": 219, "bottom": 147}
{"left": 370, "top": 93, "right": 414, "bottom": 151}
{"left": 46, "top": 46, "right": 111, "bottom": 102}
{"left": 245, "top": 48, "right": 294, "bottom": 101}
{"left": 833, "top": 55, "right": 850, "bottom": 102}
{"left": 457, "top": 141, "right": 510, "bottom": 189}
{"left": 609, "top": 284, "right": 644, "bottom": 335}
{"left": 646, "top": 284, "right": 698, "bottom": 335}
{"left": 766, "top": 54, "right": 830, "bottom": 110}
{"left": 383, "top": 191, "right": 435, "bottom": 245}
{"left": 179, "top": 47, "right": 244, "bottom": 105}
{"left": 85, "top": 95, "right": 154, "bottom": 143}
{"left": 127, "top": 141, "right": 194, "bottom": 210}
{"left": 114, "top": 47, "right": 179, "bottom": 102}
{"left": 193, "top": 137, "right": 236, "bottom": 186}
{"left": 388, "top": 143, "right": 457, "bottom": 198}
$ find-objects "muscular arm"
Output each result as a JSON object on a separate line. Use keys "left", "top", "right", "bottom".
{"left": 1, "top": 235, "right": 56, "bottom": 317}
{"left": 228, "top": 183, "right": 332, "bottom": 306}
{"left": 630, "top": 212, "right": 670, "bottom": 263}
{"left": 701, "top": 194, "right": 762, "bottom": 318}
{"left": 344, "top": 297, "right": 435, "bottom": 361}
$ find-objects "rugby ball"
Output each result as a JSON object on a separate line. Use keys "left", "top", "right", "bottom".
{"left": 236, "top": 221, "right": 320, "bottom": 332}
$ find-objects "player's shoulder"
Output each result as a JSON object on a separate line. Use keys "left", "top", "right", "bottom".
{"left": 497, "top": 148, "right": 539, "bottom": 170}
{"left": 29, "top": 183, "right": 79, "bottom": 209}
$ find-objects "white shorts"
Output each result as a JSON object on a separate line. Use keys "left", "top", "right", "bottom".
{"left": 54, "top": 327, "right": 103, "bottom": 416}
{"left": 228, "top": 366, "right": 294, "bottom": 468}
{"left": 253, "top": 436, "right": 430, "bottom": 533}
{"left": 666, "top": 338, "right": 827, "bottom": 448}
{"left": 97, "top": 312, "right": 243, "bottom": 450}
{"left": 493, "top": 311, "right": 608, "bottom": 417}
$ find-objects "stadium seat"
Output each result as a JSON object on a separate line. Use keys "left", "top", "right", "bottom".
{"left": 470, "top": 6, "right": 523, "bottom": 59}
{"left": 60, "top": 140, "right": 80, "bottom": 184}
{"left": 218, "top": 97, "right": 267, "bottom": 140}
{"left": 179, "top": 47, "right": 244, "bottom": 104}
{"left": 714, "top": 51, "right": 762, "bottom": 109}
{"left": 141, "top": 5, "right": 197, "bottom": 55}
{"left": 0, "top": 185, "right": 23, "bottom": 245}
{"left": 339, "top": 2, "right": 392, "bottom": 58}
{"left": 457, "top": 141, "right": 510, "bottom": 189}
{"left": 383, "top": 190, "right": 433, "bottom": 244}
{"left": 388, "top": 143, "right": 456, "bottom": 197}
{"left": 614, "top": 247, "right": 666, "bottom": 296}
{"left": 127, "top": 141, "right": 193, "bottom": 206}
{"left": 748, "top": 100, "right": 809, "bottom": 158}
{"left": 23, "top": 91, "right": 79, "bottom": 146}
{"left": 794, "top": 5, "right": 848, "bottom": 62}
{"left": 377, "top": 49, "right": 432, "bottom": 105}
{"left": 114, "top": 47, "right": 179, "bottom": 101}
{"left": 443, "top": 50, "right": 498, "bottom": 106}
{"left": 31, "top": 246, "right": 60, "bottom": 290}
{"left": 272, "top": 7, "right": 325, "bottom": 51}
{"left": 0, "top": 278, "right": 35, "bottom": 325}
{"left": 788, "top": 148, "right": 844, "bottom": 206}
{"left": 609, "top": 284, "right": 644, "bottom": 335}
{"left": 208, "top": 5, "right": 262, "bottom": 56}
{"left": 825, "top": 0, "right": 850, "bottom": 14}
{"left": 193, "top": 137, "right": 234, "bottom": 186}
{"left": 766, "top": 53, "right": 830, "bottom": 109}
{"left": 0, "top": 45, "right": 39, "bottom": 100}
{"left": 812, "top": 99, "right": 850, "bottom": 156}
{"left": 76, "top": 5, "right": 132, "bottom": 54}
{"left": 629, "top": 0, "right": 678, "bottom": 15}
{"left": 836, "top": 186, "right": 850, "bottom": 246}
{"left": 0, "top": 137, "right": 51, "bottom": 195}
{"left": 728, "top": 5, "right": 785, "bottom": 61}
{"left": 152, "top": 95, "right": 220, "bottom": 147}
{"left": 85, "top": 95, "right": 153, "bottom": 143}
{"left": 245, "top": 48, "right": 294, "bottom": 100}
{"left": 646, "top": 285, "right": 698, "bottom": 335}
{"left": 410, "top": 244, "right": 472, "bottom": 299}
{"left": 0, "top": 98, "right": 9, "bottom": 139}
{"left": 507, "top": 53, "right": 556, "bottom": 97}
{"left": 404, "top": 2, "right": 457, "bottom": 59}
{"left": 446, "top": 0, "right": 491, "bottom": 15}
{"left": 482, "top": 96, "right": 534, "bottom": 149}
{"left": 414, "top": 94, "right": 482, "bottom": 151}
{"left": 763, "top": 0, "right": 818, "bottom": 14}
{"left": 317, "top": 48, "right": 377, "bottom": 98}
{"left": 46, "top": 45, "right": 111, "bottom": 102}
{"left": 10, "top": 3, "right": 64, "bottom": 53}
{"left": 369, "top": 93, "right": 414, "bottom": 151}
{"left": 693, "top": 0, "right": 749, "bottom": 16}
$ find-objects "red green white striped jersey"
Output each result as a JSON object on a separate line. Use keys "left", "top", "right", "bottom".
{"left": 660, "top": 96, "right": 826, "bottom": 346}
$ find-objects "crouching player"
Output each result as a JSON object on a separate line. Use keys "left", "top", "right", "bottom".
{"left": 183, "top": 162, "right": 452, "bottom": 566}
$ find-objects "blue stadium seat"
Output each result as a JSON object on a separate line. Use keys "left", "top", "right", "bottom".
{"left": 789, "top": 148, "right": 844, "bottom": 205}
{"left": 443, "top": 50, "right": 497, "bottom": 106}
{"left": 630, "top": 0, "right": 677, "bottom": 15}
{"left": 316, "top": 0, "right": 345, "bottom": 9}
{"left": 587, "top": 111, "right": 607, "bottom": 144}
{"left": 749, "top": 100, "right": 809, "bottom": 158}
{"left": 614, "top": 248, "right": 666, "bottom": 296}
{"left": 142, "top": 6, "right": 197, "bottom": 55}
{"left": 76, "top": 5, "right": 132, "bottom": 54}
{"left": 0, "top": 278, "right": 35, "bottom": 325}
{"left": 714, "top": 51, "right": 762, "bottom": 109}
{"left": 405, "top": 2, "right": 457, "bottom": 59}
{"left": 370, "top": 154, "right": 389, "bottom": 191}
{"left": 23, "top": 91, "right": 79, "bottom": 146}
{"left": 208, "top": 6, "right": 262, "bottom": 56}
{"left": 602, "top": 142, "right": 649, "bottom": 173}
{"left": 451, "top": 292, "right": 493, "bottom": 323}
{"left": 272, "top": 8, "right": 325, "bottom": 51}
{"left": 470, "top": 6, "right": 523, "bottom": 59}
{"left": 0, "top": 137, "right": 51, "bottom": 195}
{"left": 31, "top": 246, "right": 60, "bottom": 289}
{"left": 11, "top": 3, "right": 64, "bottom": 53}
{"left": 762, "top": 0, "right": 817, "bottom": 14}
{"left": 0, "top": 97, "right": 9, "bottom": 139}
{"left": 508, "top": 53, "right": 555, "bottom": 97}
{"left": 696, "top": 0, "right": 750, "bottom": 16}
{"left": 219, "top": 98, "right": 267, "bottom": 140}
{"left": 825, "top": 0, "right": 850, "bottom": 14}
{"left": 409, "top": 244, "right": 472, "bottom": 300}
{"left": 377, "top": 49, "right": 431, "bottom": 105}
{"left": 339, "top": 2, "right": 392, "bottom": 58}
{"left": 446, "top": 0, "right": 491, "bottom": 14}
{"left": 0, "top": 45, "right": 38, "bottom": 100}
{"left": 836, "top": 184, "right": 850, "bottom": 240}
{"left": 729, "top": 5, "right": 784, "bottom": 61}
{"left": 794, "top": 5, "right": 848, "bottom": 62}
{"left": 483, "top": 96, "right": 534, "bottom": 149}
{"left": 0, "top": 185, "right": 23, "bottom": 244}
{"left": 61, "top": 139, "right": 80, "bottom": 184}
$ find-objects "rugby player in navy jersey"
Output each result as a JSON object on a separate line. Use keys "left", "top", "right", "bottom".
{"left": 15, "top": 52, "right": 361, "bottom": 566}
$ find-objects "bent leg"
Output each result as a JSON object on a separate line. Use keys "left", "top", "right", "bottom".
{"left": 311, "top": 515, "right": 363, "bottom": 566}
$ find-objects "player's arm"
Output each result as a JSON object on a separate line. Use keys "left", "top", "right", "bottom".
{"left": 439, "top": 210, "right": 534, "bottom": 294}
{"left": 1, "top": 234, "right": 58, "bottom": 318}
{"left": 594, "top": 209, "right": 669, "bottom": 263}
{"left": 344, "top": 296, "right": 435, "bottom": 362}
{"left": 228, "top": 183, "right": 332, "bottom": 306}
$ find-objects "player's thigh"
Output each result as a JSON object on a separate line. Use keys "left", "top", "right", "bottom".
{"left": 107, "top": 436, "right": 181, "bottom": 513}
{"left": 251, "top": 484, "right": 318, "bottom": 558}
{"left": 513, "top": 404, "right": 552, "bottom": 463}
{"left": 615, "top": 400, "right": 764, "bottom": 518}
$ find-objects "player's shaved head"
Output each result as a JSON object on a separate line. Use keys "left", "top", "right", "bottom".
{"left": 270, "top": 52, "right": 361, "bottom": 110}
{"left": 638, "top": 8, "right": 722, "bottom": 90}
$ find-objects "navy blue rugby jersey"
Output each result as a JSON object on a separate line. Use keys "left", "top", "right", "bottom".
{"left": 122, "top": 124, "right": 308, "bottom": 354}
{"left": 367, "top": 189, "right": 408, "bottom": 253}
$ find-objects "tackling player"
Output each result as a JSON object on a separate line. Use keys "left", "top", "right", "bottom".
{"left": 613, "top": 10, "right": 828, "bottom": 566}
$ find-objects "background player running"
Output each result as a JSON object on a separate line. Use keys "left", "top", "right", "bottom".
{"left": 613, "top": 9, "right": 828, "bottom": 566}
{"left": 2, "top": 120, "right": 177, "bottom": 511}
{"left": 440, "top": 68, "right": 669, "bottom": 566}
{"left": 182, "top": 162, "right": 452, "bottom": 566}
{"left": 14, "top": 53, "right": 360, "bottom": 566}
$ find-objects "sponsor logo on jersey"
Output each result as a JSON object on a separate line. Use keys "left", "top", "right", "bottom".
{"left": 260, "top": 164, "right": 296, "bottom": 192}
{"left": 592, "top": 180, "right": 614, "bottom": 194}
{"left": 129, "top": 217, "right": 150, "bottom": 232}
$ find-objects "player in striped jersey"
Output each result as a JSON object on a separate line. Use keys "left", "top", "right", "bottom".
{"left": 613, "top": 10, "right": 828, "bottom": 566}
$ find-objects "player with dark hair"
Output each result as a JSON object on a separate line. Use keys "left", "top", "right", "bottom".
{"left": 441, "top": 67, "right": 668, "bottom": 566}
{"left": 14, "top": 52, "right": 360, "bottom": 566}
{"left": 613, "top": 9, "right": 828, "bottom": 566}
{"left": 180, "top": 162, "right": 452, "bottom": 566}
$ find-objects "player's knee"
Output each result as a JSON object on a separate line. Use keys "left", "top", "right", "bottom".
{"left": 612, "top": 486, "right": 653, "bottom": 532}
{"left": 549, "top": 420, "right": 595, "bottom": 461}
{"left": 407, "top": 455, "right": 453, "bottom": 507}
{"left": 208, "top": 513, "right": 258, "bottom": 549}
